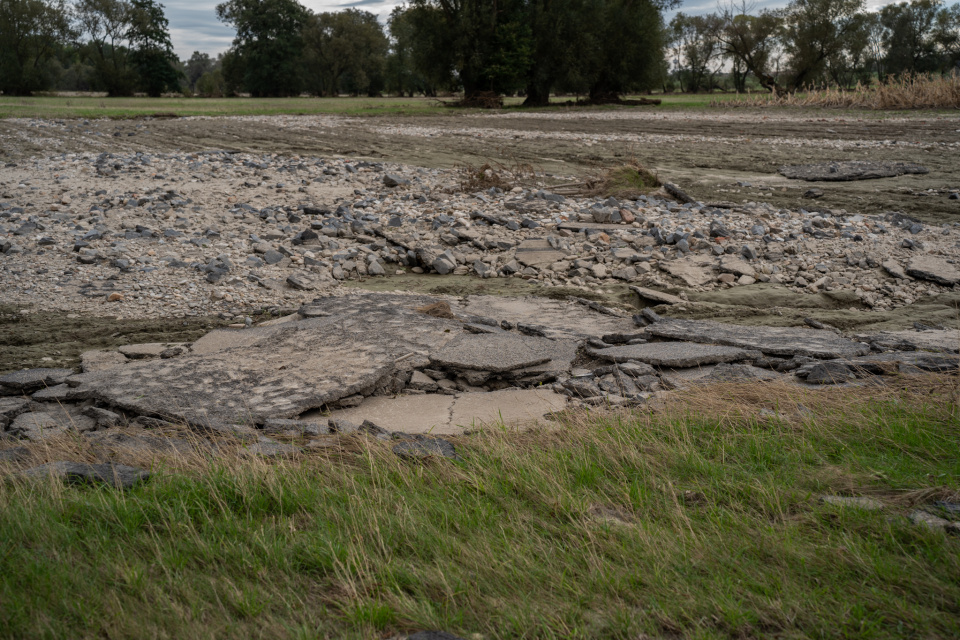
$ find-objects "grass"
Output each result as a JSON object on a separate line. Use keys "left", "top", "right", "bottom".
{"left": 0, "top": 92, "right": 750, "bottom": 120}
{"left": 1, "top": 379, "right": 959, "bottom": 639}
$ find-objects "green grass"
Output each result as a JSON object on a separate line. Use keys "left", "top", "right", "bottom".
{"left": 1, "top": 382, "right": 959, "bottom": 639}
{"left": 0, "top": 92, "right": 755, "bottom": 119}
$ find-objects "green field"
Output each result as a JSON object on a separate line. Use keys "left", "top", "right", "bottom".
{"left": 2, "top": 381, "right": 958, "bottom": 639}
{"left": 0, "top": 93, "right": 744, "bottom": 119}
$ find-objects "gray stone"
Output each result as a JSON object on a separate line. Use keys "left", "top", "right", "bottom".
{"left": 328, "top": 418, "right": 359, "bottom": 435}
{"left": 81, "top": 406, "right": 122, "bottom": 428}
{"left": 904, "top": 255, "right": 960, "bottom": 286}
{"left": 286, "top": 273, "right": 316, "bottom": 290}
{"left": 31, "top": 384, "right": 71, "bottom": 401}
{"left": 22, "top": 461, "right": 150, "bottom": 489}
{"left": 699, "top": 363, "right": 779, "bottom": 383}
{"left": 263, "top": 250, "right": 285, "bottom": 265}
{"left": 408, "top": 370, "right": 439, "bottom": 392}
{"left": 804, "top": 361, "right": 856, "bottom": 384}
{"left": 81, "top": 350, "right": 128, "bottom": 372}
{"left": 65, "top": 294, "right": 462, "bottom": 431}
{"left": 0, "top": 397, "right": 33, "bottom": 428}
{"left": 778, "top": 161, "right": 929, "bottom": 181}
{"left": 515, "top": 238, "right": 567, "bottom": 268}
{"left": 645, "top": 319, "right": 871, "bottom": 359}
{"left": 359, "top": 420, "right": 392, "bottom": 440}
{"left": 908, "top": 510, "right": 960, "bottom": 534}
{"left": 629, "top": 286, "right": 683, "bottom": 305}
{"left": 383, "top": 174, "right": 410, "bottom": 188}
{"left": 261, "top": 418, "right": 323, "bottom": 436}
{"left": 406, "top": 632, "right": 467, "bottom": 640}
{"left": 589, "top": 342, "right": 760, "bottom": 368}
{"left": 429, "top": 334, "right": 551, "bottom": 373}
{"left": 719, "top": 255, "right": 756, "bottom": 278}
{"left": 392, "top": 435, "right": 459, "bottom": 461}
{"left": 882, "top": 259, "right": 908, "bottom": 280}
{"left": 240, "top": 439, "right": 301, "bottom": 459}
{"left": 85, "top": 430, "right": 196, "bottom": 456}
{"left": 0, "top": 368, "right": 74, "bottom": 393}
{"left": 660, "top": 257, "right": 714, "bottom": 287}
{"left": 819, "top": 495, "right": 884, "bottom": 510}
{"left": 856, "top": 329, "right": 960, "bottom": 354}
{"left": 8, "top": 412, "right": 70, "bottom": 441}
{"left": 0, "top": 446, "right": 31, "bottom": 464}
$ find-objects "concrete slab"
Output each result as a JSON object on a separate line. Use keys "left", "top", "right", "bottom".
{"left": 514, "top": 238, "right": 568, "bottom": 267}
{"left": 646, "top": 318, "right": 871, "bottom": 359}
{"left": 660, "top": 257, "right": 715, "bottom": 287}
{"left": 589, "top": 342, "right": 759, "bottom": 367}
{"left": 430, "top": 333, "right": 551, "bottom": 372}
{"left": 452, "top": 295, "right": 635, "bottom": 339}
{"left": 321, "top": 388, "right": 567, "bottom": 435}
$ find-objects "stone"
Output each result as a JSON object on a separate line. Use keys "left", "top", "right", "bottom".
{"left": 589, "top": 342, "right": 761, "bottom": 368}
{"left": 660, "top": 257, "right": 714, "bottom": 287}
{"left": 65, "top": 294, "right": 463, "bottom": 431}
{"left": 0, "top": 446, "right": 32, "bottom": 464}
{"left": 699, "top": 363, "right": 779, "bottom": 383}
{"left": 31, "top": 384, "right": 71, "bottom": 401}
{"left": 328, "top": 418, "right": 359, "bottom": 435}
{"left": 322, "top": 388, "right": 566, "bottom": 435}
{"left": 22, "top": 461, "right": 150, "bottom": 489}
{"left": 908, "top": 510, "right": 960, "bottom": 534}
{"left": 383, "top": 174, "right": 410, "bottom": 188}
{"left": 719, "top": 255, "right": 756, "bottom": 278}
{"left": 804, "top": 361, "right": 856, "bottom": 384}
{"left": 0, "top": 368, "right": 74, "bottom": 393}
{"left": 645, "top": 319, "right": 871, "bottom": 359}
{"left": 261, "top": 418, "right": 322, "bottom": 436}
{"left": 85, "top": 430, "right": 195, "bottom": 456}
{"left": 778, "top": 161, "right": 929, "bottom": 181}
{"left": 819, "top": 495, "right": 884, "bottom": 510}
{"left": 393, "top": 435, "right": 459, "bottom": 461}
{"left": 857, "top": 329, "right": 960, "bottom": 354}
{"left": 515, "top": 238, "right": 567, "bottom": 268}
{"left": 406, "top": 632, "right": 467, "bottom": 640}
{"left": 118, "top": 343, "right": 183, "bottom": 359}
{"left": 882, "top": 259, "right": 908, "bottom": 280}
{"left": 286, "top": 273, "right": 316, "bottom": 290}
{"left": 240, "top": 439, "right": 301, "bottom": 458}
{"left": 8, "top": 412, "right": 70, "bottom": 441}
{"left": 0, "top": 398, "right": 32, "bottom": 429}
{"left": 429, "top": 334, "right": 551, "bottom": 373}
{"left": 629, "top": 286, "right": 683, "bottom": 305}
{"left": 408, "top": 370, "right": 438, "bottom": 392}
{"left": 904, "top": 255, "right": 960, "bottom": 286}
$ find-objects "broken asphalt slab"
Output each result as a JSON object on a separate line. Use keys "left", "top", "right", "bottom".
{"left": 588, "top": 342, "right": 761, "bottom": 367}
{"left": 778, "top": 161, "right": 929, "bottom": 182}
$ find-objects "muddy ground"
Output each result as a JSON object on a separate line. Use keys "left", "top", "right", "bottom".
{"left": 2, "top": 107, "right": 960, "bottom": 373}
{"left": 2, "top": 108, "right": 958, "bottom": 221}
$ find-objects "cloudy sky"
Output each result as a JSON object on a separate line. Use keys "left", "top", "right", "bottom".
{"left": 165, "top": 0, "right": 892, "bottom": 59}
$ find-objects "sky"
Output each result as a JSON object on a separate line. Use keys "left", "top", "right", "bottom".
{"left": 165, "top": 0, "right": 894, "bottom": 59}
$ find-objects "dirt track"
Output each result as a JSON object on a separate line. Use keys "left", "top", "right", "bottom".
{"left": 2, "top": 107, "right": 959, "bottom": 222}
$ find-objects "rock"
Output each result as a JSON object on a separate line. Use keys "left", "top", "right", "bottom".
{"left": 645, "top": 319, "right": 871, "bottom": 359}
{"left": 408, "top": 370, "right": 439, "bottom": 392}
{"left": 0, "top": 446, "right": 32, "bottom": 464}
{"left": 65, "top": 294, "right": 462, "bottom": 431}
{"left": 660, "top": 257, "right": 714, "bottom": 287}
{"left": 261, "top": 418, "right": 322, "bottom": 436}
{"left": 22, "top": 461, "right": 150, "bottom": 489}
{"left": 31, "top": 384, "right": 71, "bottom": 401}
{"left": 589, "top": 342, "right": 761, "bottom": 367}
{"left": 286, "top": 273, "right": 316, "bottom": 290}
{"left": 719, "top": 255, "right": 756, "bottom": 278}
{"left": 904, "top": 255, "right": 960, "bottom": 286}
{"left": 0, "top": 398, "right": 32, "bottom": 429}
{"left": 328, "top": 418, "right": 359, "bottom": 435}
{"left": 882, "top": 259, "right": 908, "bottom": 279}
{"left": 383, "top": 174, "right": 410, "bottom": 188}
{"left": 429, "top": 333, "right": 551, "bottom": 373}
{"left": 778, "top": 161, "right": 929, "bottom": 181}
{"left": 85, "top": 430, "right": 195, "bottom": 456}
{"left": 908, "top": 510, "right": 960, "bottom": 534}
{"left": 0, "top": 368, "right": 74, "bottom": 393}
{"left": 8, "top": 411, "right": 70, "bottom": 441}
{"left": 81, "top": 350, "right": 129, "bottom": 372}
{"left": 819, "top": 495, "right": 884, "bottom": 510}
{"left": 804, "top": 361, "right": 856, "bottom": 384}
{"left": 393, "top": 435, "right": 459, "bottom": 461}
{"left": 240, "top": 439, "right": 301, "bottom": 458}
{"left": 359, "top": 420, "right": 392, "bottom": 440}
{"left": 118, "top": 343, "right": 183, "bottom": 359}
{"left": 803, "top": 188, "right": 824, "bottom": 198}
{"left": 664, "top": 182, "right": 694, "bottom": 203}
{"left": 857, "top": 329, "right": 960, "bottom": 354}
{"left": 515, "top": 238, "right": 567, "bottom": 268}
{"left": 699, "top": 363, "right": 778, "bottom": 383}
{"left": 406, "top": 632, "right": 467, "bottom": 640}
{"left": 629, "top": 286, "right": 683, "bottom": 305}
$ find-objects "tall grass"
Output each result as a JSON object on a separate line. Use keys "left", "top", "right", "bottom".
{"left": 1, "top": 379, "right": 959, "bottom": 639}
{"left": 715, "top": 73, "right": 960, "bottom": 110}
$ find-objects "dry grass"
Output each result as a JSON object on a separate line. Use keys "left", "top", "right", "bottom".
{"left": 457, "top": 158, "right": 538, "bottom": 192}
{"left": 715, "top": 73, "right": 960, "bottom": 110}
{"left": 550, "top": 160, "right": 662, "bottom": 199}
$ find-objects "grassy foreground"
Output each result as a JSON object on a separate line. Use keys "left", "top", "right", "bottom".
{"left": 0, "top": 93, "right": 744, "bottom": 119}
{"left": 1, "top": 380, "right": 959, "bottom": 639}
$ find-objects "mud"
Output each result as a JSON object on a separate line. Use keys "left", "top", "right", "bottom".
{"left": 2, "top": 109, "right": 957, "bottom": 222}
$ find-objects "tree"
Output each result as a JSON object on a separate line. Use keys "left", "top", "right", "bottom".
{"left": 780, "top": 0, "right": 866, "bottom": 90}
{"left": 215, "top": 0, "right": 308, "bottom": 96}
{"left": 670, "top": 12, "right": 724, "bottom": 92}
{"left": 184, "top": 51, "right": 215, "bottom": 91}
{"left": 0, "top": 0, "right": 74, "bottom": 95}
{"left": 880, "top": 0, "right": 942, "bottom": 74}
{"left": 302, "top": 9, "right": 388, "bottom": 96}
{"left": 127, "top": 0, "right": 180, "bottom": 96}
{"left": 76, "top": 0, "right": 139, "bottom": 96}
{"left": 386, "top": 4, "right": 454, "bottom": 96}
{"left": 716, "top": 1, "right": 784, "bottom": 92}
{"left": 933, "top": 3, "right": 960, "bottom": 69}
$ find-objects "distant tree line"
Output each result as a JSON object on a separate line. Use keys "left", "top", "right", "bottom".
{"left": 2, "top": 0, "right": 959, "bottom": 99}
{"left": 668, "top": 0, "right": 960, "bottom": 93}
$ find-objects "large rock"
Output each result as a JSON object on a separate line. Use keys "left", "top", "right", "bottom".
{"left": 22, "top": 461, "right": 150, "bottom": 489}
{"left": 645, "top": 318, "right": 870, "bottom": 359}
{"left": 855, "top": 329, "right": 960, "bottom": 354}
{"left": 778, "top": 161, "right": 929, "bottom": 182}
{"left": 660, "top": 257, "right": 714, "bottom": 287}
{"left": 514, "top": 238, "right": 567, "bottom": 268}
{"left": 66, "top": 294, "right": 461, "bottom": 431}
{"left": 905, "top": 255, "right": 960, "bottom": 286}
{"left": 718, "top": 255, "right": 756, "bottom": 278}
{"left": 0, "top": 398, "right": 32, "bottom": 429}
{"left": 8, "top": 412, "right": 71, "bottom": 441}
{"left": 0, "top": 368, "right": 74, "bottom": 393}
{"left": 429, "top": 334, "right": 551, "bottom": 372}
{"left": 588, "top": 342, "right": 760, "bottom": 367}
